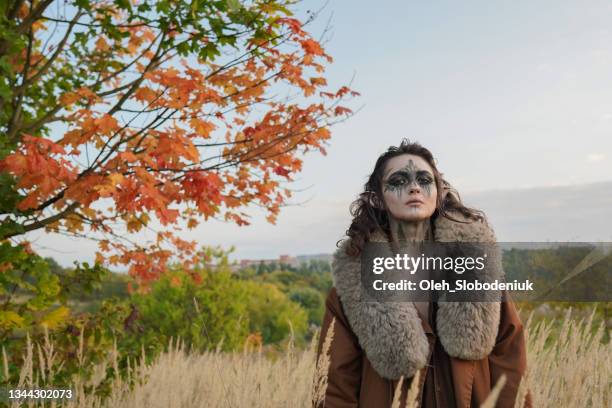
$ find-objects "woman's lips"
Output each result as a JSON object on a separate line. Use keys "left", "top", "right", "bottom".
{"left": 405, "top": 199, "right": 424, "bottom": 205}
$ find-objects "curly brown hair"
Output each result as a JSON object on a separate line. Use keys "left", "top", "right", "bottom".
{"left": 341, "top": 139, "right": 485, "bottom": 257}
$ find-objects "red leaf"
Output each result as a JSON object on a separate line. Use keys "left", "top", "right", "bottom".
{"left": 273, "top": 166, "right": 290, "bottom": 177}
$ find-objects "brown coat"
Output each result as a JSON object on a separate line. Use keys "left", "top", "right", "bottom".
{"left": 314, "top": 213, "right": 531, "bottom": 408}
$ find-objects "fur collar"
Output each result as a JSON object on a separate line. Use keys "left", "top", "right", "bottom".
{"left": 331, "top": 212, "right": 503, "bottom": 380}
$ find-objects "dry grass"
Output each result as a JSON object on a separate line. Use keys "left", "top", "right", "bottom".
{"left": 514, "top": 308, "right": 611, "bottom": 408}
{"left": 390, "top": 371, "right": 420, "bottom": 408}
{"left": 311, "top": 317, "right": 334, "bottom": 407}
{"left": 481, "top": 374, "right": 507, "bottom": 408}
{"left": 3, "top": 308, "right": 610, "bottom": 408}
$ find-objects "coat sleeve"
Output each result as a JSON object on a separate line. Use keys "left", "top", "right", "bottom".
{"left": 313, "top": 287, "right": 363, "bottom": 408}
{"left": 488, "top": 292, "right": 531, "bottom": 408}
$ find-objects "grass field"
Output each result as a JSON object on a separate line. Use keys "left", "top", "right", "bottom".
{"left": 5, "top": 308, "right": 610, "bottom": 408}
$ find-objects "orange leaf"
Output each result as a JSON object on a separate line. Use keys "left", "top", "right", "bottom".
{"left": 135, "top": 87, "right": 157, "bottom": 103}
{"left": 59, "top": 92, "right": 80, "bottom": 106}
{"left": 120, "top": 151, "right": 138, "bottom": 162}
{"left": 309, "top": 77, "right": 327, "bottom": 87}
{"left": 96, "top": 115, "right": 119, "bottom": 134}
{"left": 16, "top": 194, "right": 39, "bottom": 211}
{"left": 189, "top": 118, "right": 216, "bottom": 138}
{"left": 301, "top": 39, "right": 324, "bottom": 56}
{"left": 95, "top": 37, "right": 110, "bottom": 51}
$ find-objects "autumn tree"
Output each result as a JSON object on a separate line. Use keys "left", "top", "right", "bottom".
{"left": 0, "top": 0, "right": 356, "bottom": 285}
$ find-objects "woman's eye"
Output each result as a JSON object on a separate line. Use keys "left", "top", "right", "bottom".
{"left": 418, "top": 177, "right": 433, "bottom": 185}
{"left": 388, "top": 178, "right": 406, "bottom": 186}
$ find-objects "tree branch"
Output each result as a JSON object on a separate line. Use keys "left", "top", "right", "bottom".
{"left": 20, "top": 9, "right": 85, "bottom": 88}
{"left": 15, "top": 0, "right": 55, "bottom": 35}
{"left": 2, "top": 202, "right": 80, "bottom": 240}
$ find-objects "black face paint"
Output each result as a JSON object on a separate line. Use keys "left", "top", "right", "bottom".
{"left": 383, "top": 159, "right": 434, "bottom": 198}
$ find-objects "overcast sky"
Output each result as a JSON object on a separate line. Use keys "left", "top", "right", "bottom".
{"left": 27, "top": 0, "right": 612, "bottom": 267}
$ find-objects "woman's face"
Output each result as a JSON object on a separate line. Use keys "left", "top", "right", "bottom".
{"left": 381, "top": 154, "right": 438, "bottom": 222}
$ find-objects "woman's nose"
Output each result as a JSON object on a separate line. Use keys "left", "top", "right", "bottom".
{"left": 408, "top": 182, "right": 420, "bottom": 194}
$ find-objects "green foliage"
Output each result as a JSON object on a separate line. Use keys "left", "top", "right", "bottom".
{"left": 0, "top": 242, "right": 108, "bottom": 338}
{"left": 241, "top": 281, "right": 308, "bottom": 344}
{"left": 289, "top": 287, "right": 324, "bottom": 326}
{"left": 0, "top": 243, "right": 59, "bottom": 334}
{"left": 235, "top": 259, "right": 332, "bottom": 329}
{"left": 121, "top": 258, "right": 309, "bottom": 354}
{"left": 125, "top": 265, "right": 251, "bottom": 355}
{"left": 0, "top": 243, "right": 114, "bottom": 395}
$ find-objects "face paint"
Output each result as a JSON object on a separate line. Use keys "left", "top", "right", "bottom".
{"left": 381, "top": 154, "right": 438, "bottom": 223}
{"left": 383, "top": 159, "right": 435, "bottom": 198}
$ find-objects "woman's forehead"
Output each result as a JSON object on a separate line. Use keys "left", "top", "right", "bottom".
{"left": 383, "top": 154, "right": 434, "bottom": 177}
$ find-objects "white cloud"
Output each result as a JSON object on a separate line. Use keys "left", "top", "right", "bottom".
{"left": 587, "top": 153, "right": 606, "bottom": 162}
{"left": 599, "top": 113, "right": 612, "bottom": 121}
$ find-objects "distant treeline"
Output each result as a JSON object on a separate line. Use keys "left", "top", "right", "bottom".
{"left": 503, "top": 245, "right": 610, "bottom": 302}
{"left": 60, "top": 245, "right": 610, "bottom": 313}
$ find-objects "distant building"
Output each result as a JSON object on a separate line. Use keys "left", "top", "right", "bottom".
{"left": 238, "top": 254, "right": 298, "bottom": 269}
{"left": 235, "top": 253, "right": 332, "bottom": 271}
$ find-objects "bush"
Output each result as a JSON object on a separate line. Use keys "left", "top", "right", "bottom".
{"left": 289, "top": 287, "right": 324, "bottom": 326}
{"left": 116, "top": 258, "right": 309, "bottom": 357}
{"left": 242, "top": 281, "right": 308, "bottom": 344}
{"left": 125, "top": 265, "right": 252, "bottom": 355}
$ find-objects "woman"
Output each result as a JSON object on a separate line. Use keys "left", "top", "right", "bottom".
{"left": 315, "top": 140, "right": 530, "bottom": 408}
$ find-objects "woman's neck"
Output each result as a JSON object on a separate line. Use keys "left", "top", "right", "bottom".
{"left": 388, "top": 217, "right": 434, "bottom": 317}
{"left": 389, "top": 216, "right": 432, "bottom": 243}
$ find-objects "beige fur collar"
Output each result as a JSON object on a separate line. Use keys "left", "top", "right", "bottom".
{"left": 331, "top": 212, "right": 503, "bottom": 380}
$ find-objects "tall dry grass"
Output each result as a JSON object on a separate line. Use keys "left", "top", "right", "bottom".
{"left": 3, "top": 308, "right": 610, "bottom": 407}
{"left": 311, "top": 317, "right": 334, "bottom": 407}
{"left": 514, "top": 308, "right": 611, "bottom": 408}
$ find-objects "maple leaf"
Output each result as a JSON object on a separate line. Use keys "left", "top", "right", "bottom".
{"left": 310, "top": 77, "right": 327, "bottom": 87}
{"left": 59, "top": 92, "right": 80, "bottom": 106}
{"left": 189, "top": 118, "right": 216, "bottom": 138}
{"left": 301, "top": 39, "right": 325, "bottom": 56}
{"left": 16, "top": 194, "right": 39, "bottom": 211}
{"left": 95, "top": 37, "right": 110, "bottom": 51}
{"left": 96, "top": 114, "right": 119, "bottom": 134}
{"left": 134, "top": 87, "right": 158, "bottom": 102}
{"left": 334, "top": 106, "right": 353, "bottom": 116}
{"left": 277, "top": 18, "right": 304, "bottom": 35}
{"left": 273, "top": 166, "right": 291, "bottom": 178}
